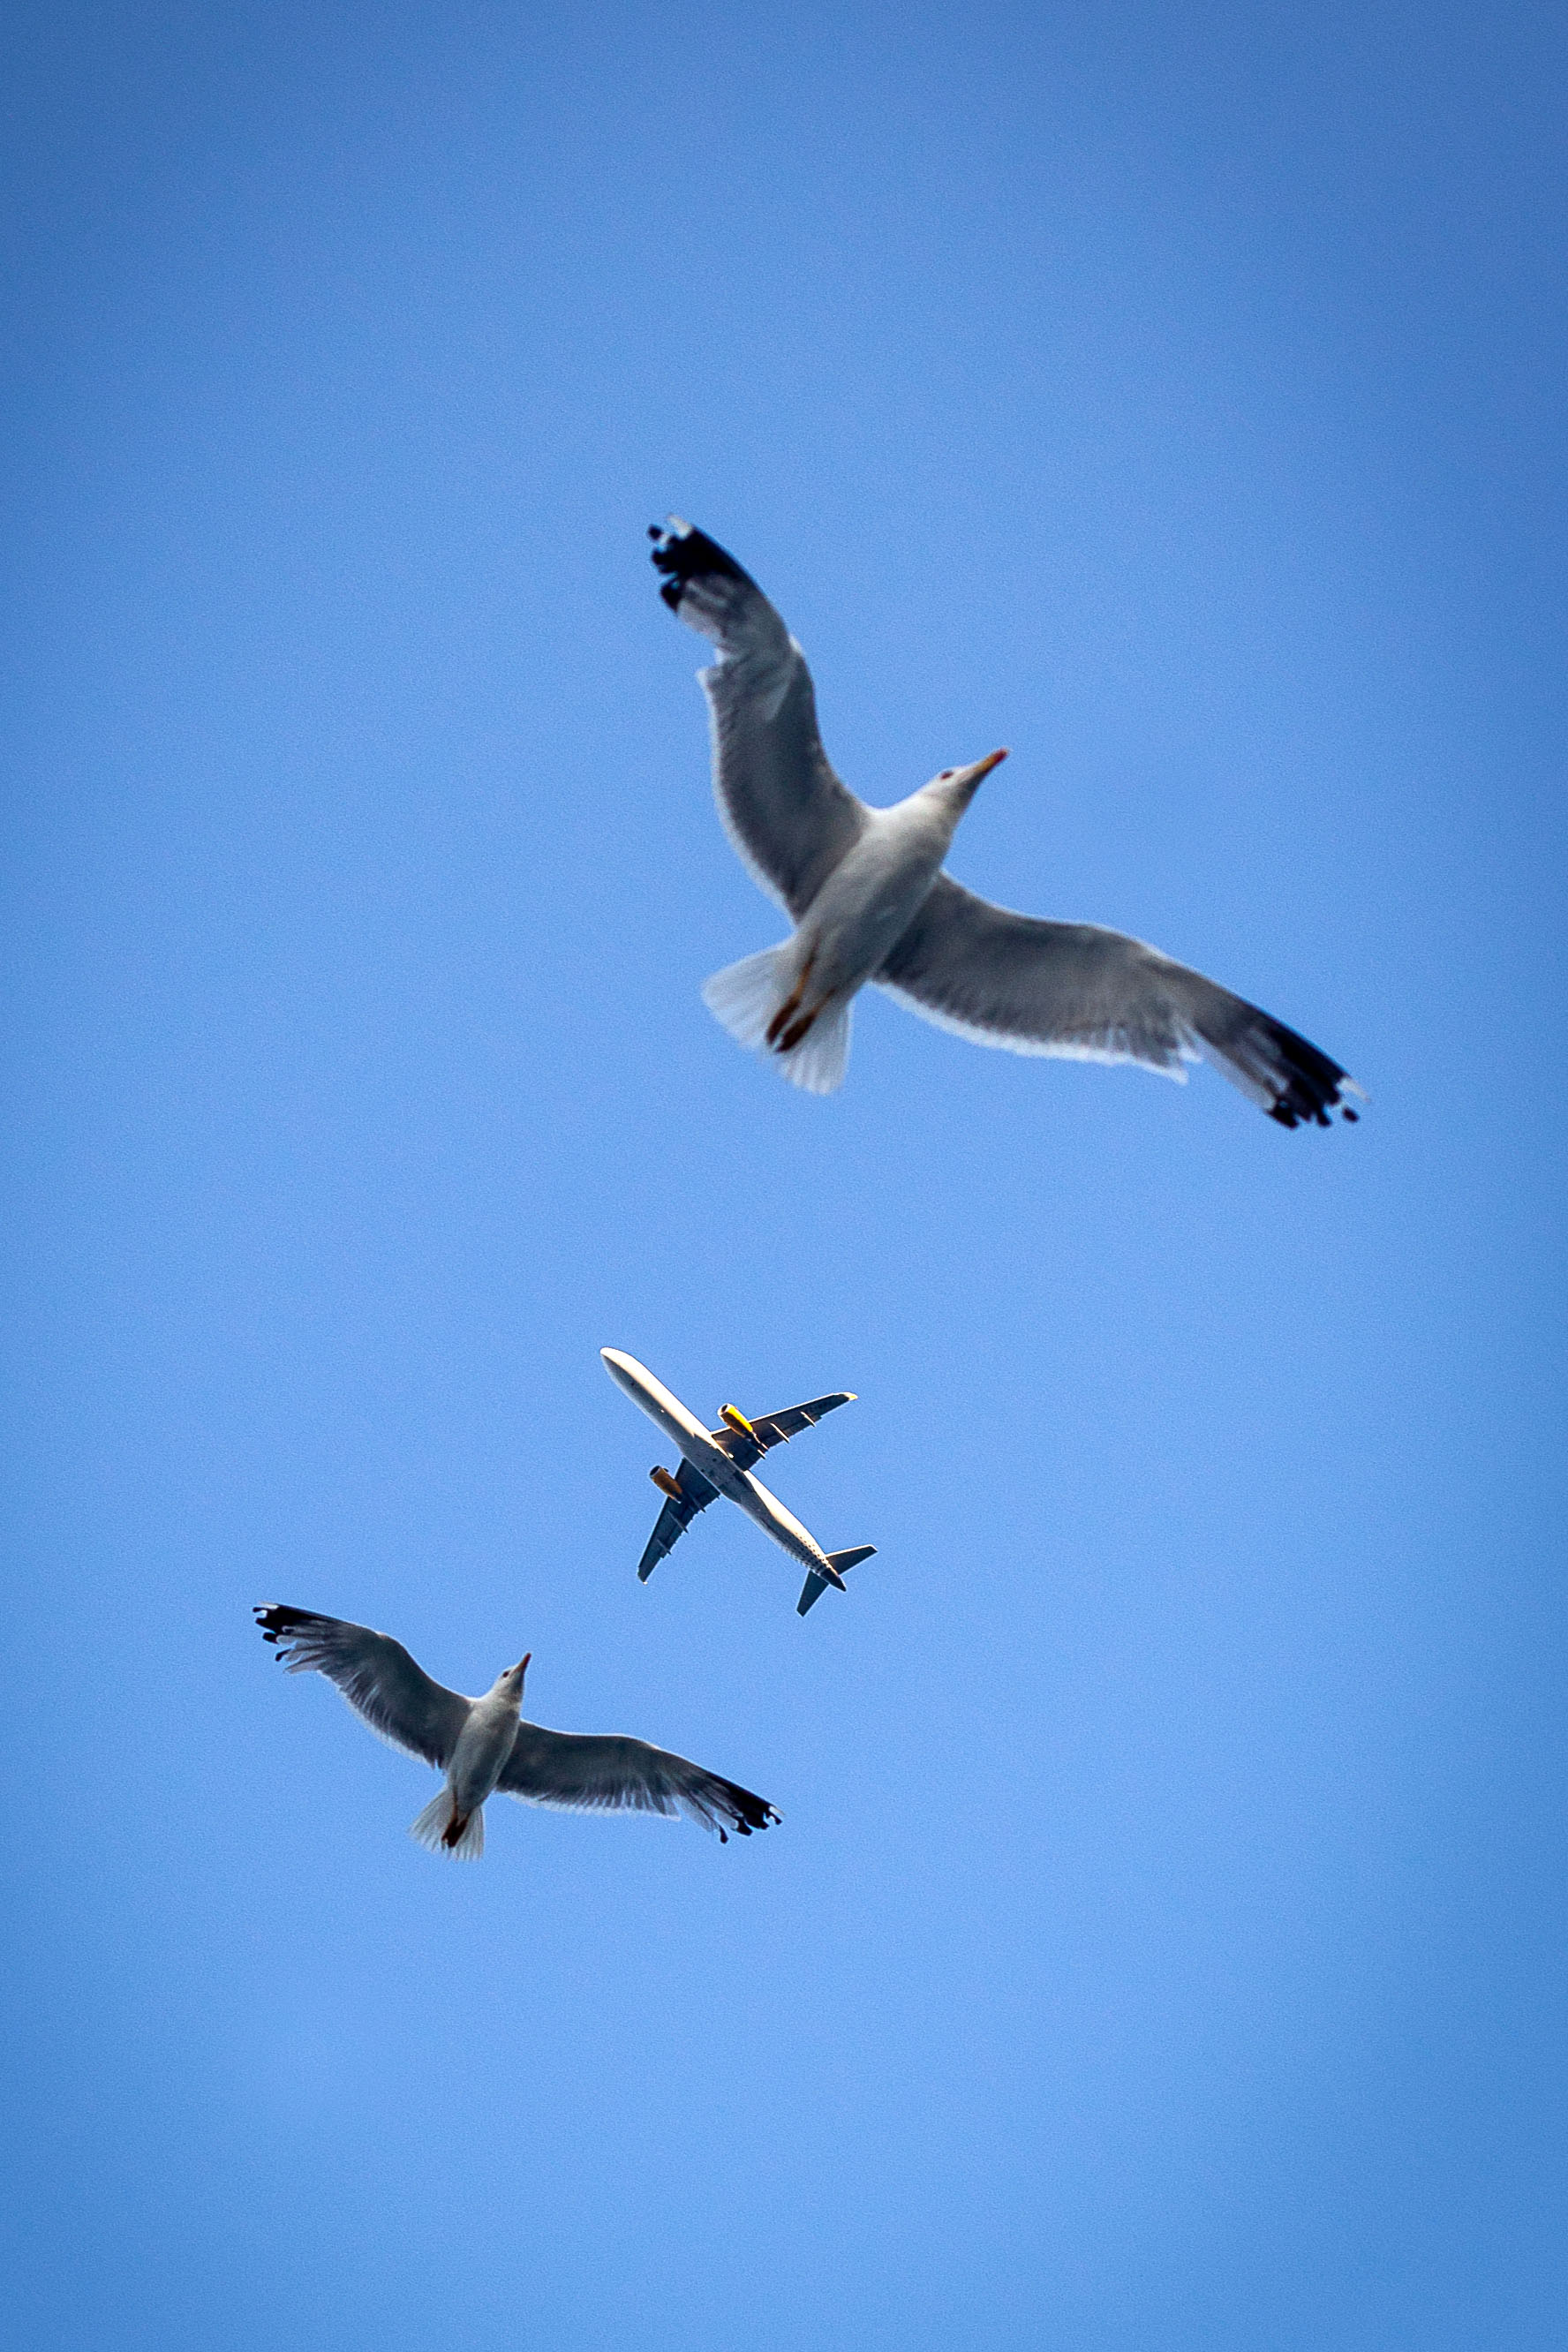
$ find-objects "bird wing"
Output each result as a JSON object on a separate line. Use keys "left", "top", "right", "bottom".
{"left": 649, "top": 519, "right": 867, "bottom": 919}
{"left": 877, "top": 874, "right": 1359, "bottom": 1129}
{"left": 254, "top": 1604, "right": 471, "bottom": 1767}
{"left": 498, "top": 1720, "right": 780, "bottom": 1841}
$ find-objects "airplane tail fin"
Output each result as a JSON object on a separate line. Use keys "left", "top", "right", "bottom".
{"left": 797, "top": 1545, "right": 877, "bottom": 1617}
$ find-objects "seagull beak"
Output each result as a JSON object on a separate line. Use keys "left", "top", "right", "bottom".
{"left": 971, "top": 748, "right": 1008, "bottom": 781}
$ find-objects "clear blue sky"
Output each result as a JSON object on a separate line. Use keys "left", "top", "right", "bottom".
{"left": 4, "top": 5, "right": 1564, "bottom": 2347}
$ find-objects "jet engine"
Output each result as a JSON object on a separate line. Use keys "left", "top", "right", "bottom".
{"left": 650, "top": 1466, "right": 684, "bottom": 1502}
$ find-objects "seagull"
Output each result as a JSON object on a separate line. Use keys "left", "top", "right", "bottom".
{"left": 649, "top": 518, "right": 1361, "bottom": 1126}
{"left": 255, "top": 1605, "right": 779, "bottom": 1857}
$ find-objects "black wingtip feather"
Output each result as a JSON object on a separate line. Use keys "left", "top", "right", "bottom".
{"left": 648, "top": 518, "right": 751, "bottom": 609}
{"left": 1255, "top": 1017, "right": 1358, "bottom": 1131}
{"left": 254, "top": 1602, "right": 320, "bottom": 1647}
{"left": 722, "top": 1784, "right": 781, "bottom": 1837}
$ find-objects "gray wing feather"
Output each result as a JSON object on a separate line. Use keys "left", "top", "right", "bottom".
{"left": 499, "top": 1722, "right": 780, "bottom": 1841}
{"left": 254, "top": 1605, "right": 471, "bottom": 1768}
{"left": 650, "top": 521, "right": 866, "bottom": 918}
{"left": 877, "top": 874, "right": 1357, "bottom": 1129}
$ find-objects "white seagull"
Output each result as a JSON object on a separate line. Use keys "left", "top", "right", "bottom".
{"left": 255, "top": 1604, "right": 779, "bottom": 1857}
{"left": 650, "top": 518, "right": 1361, "bottom": 1127}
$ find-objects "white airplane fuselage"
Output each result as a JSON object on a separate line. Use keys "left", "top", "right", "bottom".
{"left": 600, "top": 1349, "right": 833, "bottom": 1574}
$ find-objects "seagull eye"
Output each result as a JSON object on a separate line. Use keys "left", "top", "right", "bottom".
{"left": 940, "top": 769, "right": 955, "bottom": 780}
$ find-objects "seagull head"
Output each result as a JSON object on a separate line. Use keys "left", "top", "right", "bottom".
{"left": 930, "top": 748, "right": 1008, "bottom": 810}
{"left": 495, "top": 1653, "right": 531, "bottom": 1703}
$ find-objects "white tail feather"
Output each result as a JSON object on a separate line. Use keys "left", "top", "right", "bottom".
{"left": 410, "top": 1787, "right": 485, "bottom": 1858}
{"left": 701, "top": 946, "right": 853, "bottom": 1095}
{"left": 701, "top": 942, "right": 795, "bottom": 1050}
{"left": 779, "top": 997, "right": 851, "bottom": 1094}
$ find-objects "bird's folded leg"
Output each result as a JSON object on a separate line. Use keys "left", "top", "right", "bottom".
{"left": 775, "top": 1006, "right": 820, "bottom": 1054}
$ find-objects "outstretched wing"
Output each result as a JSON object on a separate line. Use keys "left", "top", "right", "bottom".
{"left": 649, "top": 518, "right": 867, "bottom": 919}
{"left": 704, "top": 1393, "right": 856, "bottom": 1477}
{"left": 499, "top": 1722, "right": 780, "bottom": 1841}
{"left": 637, "top": 1460, "right": 720, "bottom": 1582}
{"left": 878, "top": 874, "right": 1360, "bottom": 1129}
{"left": 748, "top": 1392, "right": 856, "bottom": 1449}
{"left": 254, "top": 1604, "right": 471, "bottom": 1767}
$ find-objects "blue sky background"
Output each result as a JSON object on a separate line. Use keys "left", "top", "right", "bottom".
{"left": 3, "top": 4, "right": 1565, "bottom": 2346}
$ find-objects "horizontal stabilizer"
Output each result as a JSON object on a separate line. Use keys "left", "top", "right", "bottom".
{"left": 797, "top": 1544, "right": 877, "bottom": 1617}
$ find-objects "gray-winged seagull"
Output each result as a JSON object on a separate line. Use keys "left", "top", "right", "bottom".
{"left": 650, "top": 518, "right": 1361, "bottom": 1127}
{"left": 256, "top": 1605, "right": 779, "bottom": 1857}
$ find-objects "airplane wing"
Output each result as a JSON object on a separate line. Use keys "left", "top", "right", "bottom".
{"left": 707, "top": 1391, "right": 856, "bottom": 1468}
{"left": 751, "top": 1392, "right": 856, "bottom": 1447}
{"left": 637, "top": 1459, "right": 720, "bottom": 1582}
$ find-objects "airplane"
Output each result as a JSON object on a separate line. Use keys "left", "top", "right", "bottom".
{"left": 600, "top": 1347, "right": 876, "bottom": 1615}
